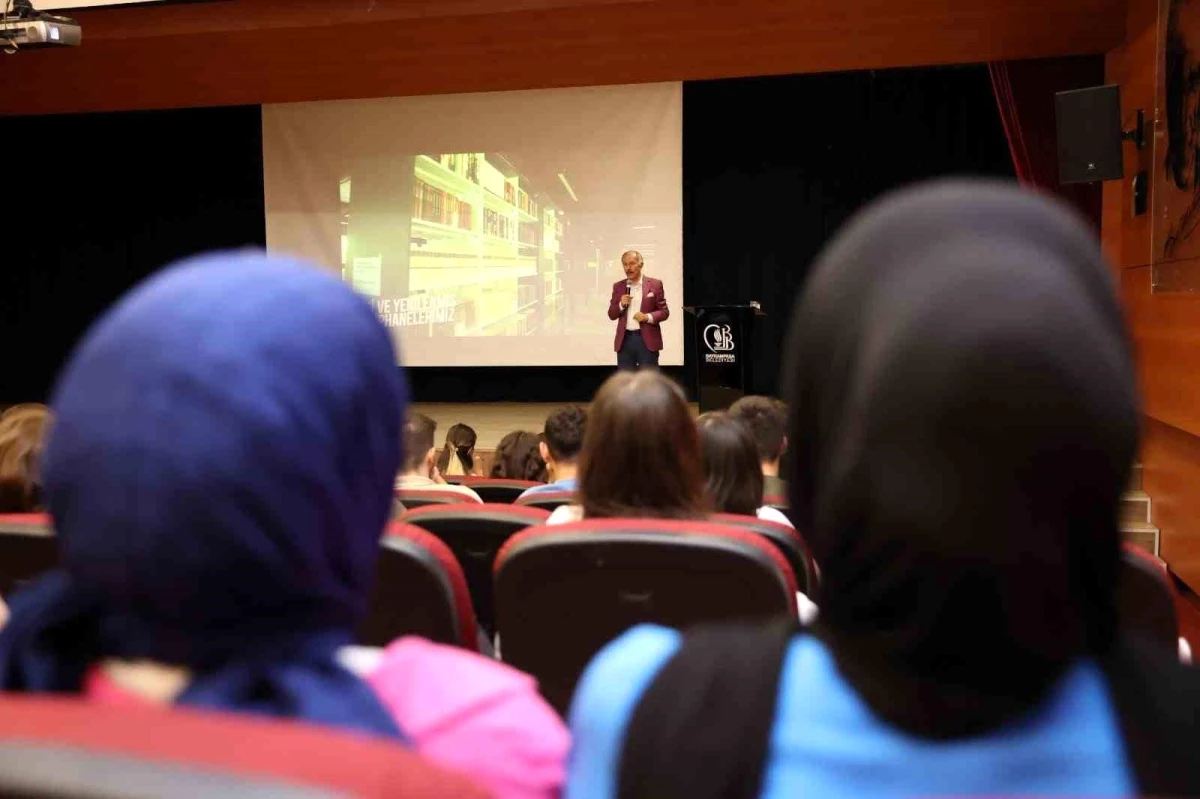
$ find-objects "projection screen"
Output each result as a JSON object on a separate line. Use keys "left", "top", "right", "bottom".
{"left": 262, "top": 83, "right": 683, "bottom": 367}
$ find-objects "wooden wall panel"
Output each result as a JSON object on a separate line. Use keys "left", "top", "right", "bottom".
{"left": 0, "top": 0, "right": 1125, "bottom": 115}
{"left": 1108, "top": 0, "right": 1200, "bottom": 591}
{"left": 1122, "top": 267, "right": 1200, "bottom": 436}
{"left": 1143, "top": 416, "right": 1200, "bottom": 588}
{"left": 1103, "top": 0, "right": 1156, "bottom": 270}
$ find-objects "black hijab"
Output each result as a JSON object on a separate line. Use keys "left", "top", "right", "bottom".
{"left": 785, "top": 180, "right": 1138, "bottom": 738}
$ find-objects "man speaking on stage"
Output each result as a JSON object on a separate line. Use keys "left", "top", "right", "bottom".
{"left": 608, "top": 250, "right": 669, "bottom": 369}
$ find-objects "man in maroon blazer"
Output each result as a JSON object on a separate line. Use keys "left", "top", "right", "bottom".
{"left": 608, "top": 250, "right": 669, "bottom": 369}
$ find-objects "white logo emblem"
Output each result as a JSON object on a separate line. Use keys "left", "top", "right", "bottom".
{"left": 703, "top": 324, "right": 735, "bottom": 353}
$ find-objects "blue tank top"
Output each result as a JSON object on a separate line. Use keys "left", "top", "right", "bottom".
{"left": 566, "top": 625, "right": 1133, "bottom": 799}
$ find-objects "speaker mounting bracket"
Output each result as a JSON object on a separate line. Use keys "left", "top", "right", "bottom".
{"left": 1122, "top": 109, "right": 1146, "bottom": 150}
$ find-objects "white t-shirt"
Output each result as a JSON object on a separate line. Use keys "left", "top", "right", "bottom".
{"left": 756, "top": 506, "right": 793, "bottom": 527}
{"left": 395, "top": 474, "right": 483, "bottom": 503}
{"left": 624, "top": 280, "right": 643, "bottom": 331}
{"left": 546, "top": 504, "right": 583, "bottom": 525}
{"left": 548, "top": 504, "right": 792, "bottom": 527}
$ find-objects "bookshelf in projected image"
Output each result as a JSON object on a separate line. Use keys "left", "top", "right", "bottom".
{"left": 406, "top": 153, "right": 566, "bottom": 335}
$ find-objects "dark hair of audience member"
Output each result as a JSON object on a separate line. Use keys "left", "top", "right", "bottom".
{"left": 785, "top": 180, "right": 1137, "bottom": 738}
{"left": 403, "top": 413, "right": 437, "bottom": 473}
{"left": 435, "top": 423, "right": 477, "bottom": 475}
{"left": 543, "top": 406, "right": 587, "bottom": 463}
{"left": 727, "top": 395, "right": 787, "bottom": 464}
{"left": 0, "top": 404, "right": 52, "bottom": 513}
{"left": 491, "top": 431, "right": 547, "bottom": 481}
{"left": 578, "top": 371, "right": 708, "bottom": 520}
{"left": 695, "top": 412, "right": 763, "bottom": 517}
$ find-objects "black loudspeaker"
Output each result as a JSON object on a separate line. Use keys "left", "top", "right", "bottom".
{"left": 1055, "top": 85, "right": 1124, "bottom": 184}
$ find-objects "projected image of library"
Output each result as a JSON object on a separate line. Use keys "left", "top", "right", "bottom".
{"left": 340, "top": 153, "right": 583, "bottom": 338}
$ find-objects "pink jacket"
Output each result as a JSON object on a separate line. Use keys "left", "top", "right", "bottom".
{"left": 85, "top": 637, "right": 570, "bottom": 799}
{"left": 608, "top": 277, "right": 669, "bottom": 353}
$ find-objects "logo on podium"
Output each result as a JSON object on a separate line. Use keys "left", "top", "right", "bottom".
{"left": 703, "top": 323, "right": 736, "bottom": 363}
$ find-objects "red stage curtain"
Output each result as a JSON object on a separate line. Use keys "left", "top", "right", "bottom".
{"left": 989, "top": 56, "right": 1105, "bottom": 228}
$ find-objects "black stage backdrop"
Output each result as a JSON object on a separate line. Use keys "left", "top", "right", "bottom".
{"left": 0, "top": 65, "right": 1018, "bottom": 405}
{"left": 0, "top": 105, "right": 267, "bottom": 405}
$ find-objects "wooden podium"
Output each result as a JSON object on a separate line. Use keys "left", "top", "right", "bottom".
{"left": 686, "top": 303, "right": 764, "bottom": 412}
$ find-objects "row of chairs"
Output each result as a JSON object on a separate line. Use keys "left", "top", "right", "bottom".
{"left": 0, "top": 510, "right": 811, "bottom": 712}
{"left": 436, "top": 478, "right": 556, "bottom": 506}
{"left": 392, "top": 503, "right": 817, "bottom": 631}
{"left": 369, "top": 515, "right": 802, "bottom": 711}
{"left": 413, "top": 476, "right": 789, "bottom": 516}
{"left": 0, "top": 511, "right": 1184, "bottom": 714}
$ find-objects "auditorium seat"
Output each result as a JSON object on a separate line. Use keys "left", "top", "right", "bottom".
{"left": 711, "top": 513, "right": 817, "bottom": 594}
{"left": 400, "top": 503, "right": 549, "bottom": 634}
{"left": 0, "top": 513, "right": 58, "bottom": 597}
{"left": 494, "top": 518, "right": 797, "bottom": 713}
{"left": 458, "top": 478, "right": 544, "bottom": 503}
{"left": 396, "top": 488, "right": 481, "bottom": 509}
{"left": 1118, "top": 543, "right": 1179, "bottom": 652}
{"left": 514, "top": 491, "right": 576, "bottom": 512}
{"left": 358, "top": 523, "right": 479, "bottom": 651}
{"left": 0, "top": 696, "right": 485, "bottom": 799}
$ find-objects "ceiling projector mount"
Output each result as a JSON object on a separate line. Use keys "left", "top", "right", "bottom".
{"left": 1, "top": 0, "right": 81, "bottom": 53}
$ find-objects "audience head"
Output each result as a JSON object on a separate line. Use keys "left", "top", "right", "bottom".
{"left": 492, "top": 431, "right": 548, "bottom": 481}
{"left": 728, "top": 395, "right": 787, "bottom": 472}
{"left": 696, "top": 412, "right": 763, "bottom": 517}
{"left": 403, "top": 413, "right": 438, "bottom": 476}
{"left": 0, "top": 251, "right": 407, "bottom": 737}
{"left": 578, "top": 370, "right": 707, "bottom": 519}
{"left": 436, "top": 422, "right": 476, "bottom": 476}
{"left": 784, "top": 181, "right": 1137, "bottom": 737}
{"left": 540, "top": 406, "right": 587, "bottom": 468}
{"left": 0, "top": 404, "right": 52, "bottom": 513}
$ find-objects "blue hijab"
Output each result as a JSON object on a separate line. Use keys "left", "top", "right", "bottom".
{"left": 0, "top": 252, "right": 407, "bottom": 740}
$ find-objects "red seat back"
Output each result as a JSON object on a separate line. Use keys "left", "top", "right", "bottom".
{"left": 458, "top": 478, "right": 544, "bottom": 504}
{"left": 358, "top": 523, "right": 479, "bottom": 651}
{"left": 0, "top": 697, "right": 485, "bottom": 798}
{"left": 396, "top": 489, "right": 479, "bottom": 509}
{"left": 0, "top": 513, "right": 58, "bottom": 597}
{"left": 710, "top": 513, "right": 817, "bottom": 594}
{"left": 514, "top": 491, "right": 576, "bottom": 512}
{"left": 399, "top": 504, "right": 548, "bottom": 635}
{"left": 494, "top": 518, "right": 797, "bottom": 713}
{"left": 1119, "top": 543, "right": 1179, "bottom": 650}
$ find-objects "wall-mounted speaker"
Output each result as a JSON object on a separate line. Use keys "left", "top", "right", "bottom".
{"left": 1055, "top": 84, "right": 1124, "bottom": 184}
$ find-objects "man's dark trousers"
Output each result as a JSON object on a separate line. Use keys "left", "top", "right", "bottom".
{"left": 617, "top": 330, "right": 659, "bottom": 370}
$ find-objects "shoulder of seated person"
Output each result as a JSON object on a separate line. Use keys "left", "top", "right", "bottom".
{"left": 365, "top": 638, "right": 566, "bottom": 729}
{"left": 368, "top": 637, "right": 535, "bottom": 686}
{"left": 570, "top": 625, "right": 682, "bottom": 724}
{"left": 97, "top": 659, "right": 191, "bottom": 703}
{"left": 757, "top": 506, "right": 794, "bottom": 527}
{"left": 585, "top": 625, "right": 681, "bottom": 676}
{"left": 546, "top": 505, "right": 583, "bottom": 524}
